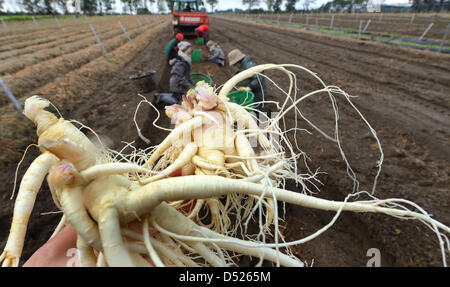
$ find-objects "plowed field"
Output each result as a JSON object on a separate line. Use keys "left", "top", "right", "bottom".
{"left": 0, "top": 15, "right": 449, "bottom": 266}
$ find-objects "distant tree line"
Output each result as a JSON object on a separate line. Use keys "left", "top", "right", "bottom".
{"left": 6, "top": 0, "right": 447, "bottom": 15}
{"left": 0, "top": 0, "right": 203, "bottom": 14}
{"left": 206, "top": 0, "right": 219, "bottom": 12}
{"left": 411, "top": 0, "right": 449, "bottom": 12}
{"left": 317, "top": 0, "right": 449, "bottom": 13}
{"left": 241, "top": 1, "right": 320, "bottom": 13}
{"left": 1, "top": 0, "right": 164, "bottom": 15}
{"left": 316, "top": 0, "right": 364, "bottom": 13}
{"left": 238, "top": 0, "right": 449, "bottom": 13}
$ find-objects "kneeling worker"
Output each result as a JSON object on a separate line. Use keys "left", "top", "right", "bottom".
{"left": 195, "top": 24, "right": 209, "bottom": 43}
{"left": 206, "top": 40, "right": 225, "bottom": 67}
{"left": 165, "top": 33, "right": 184, "bottom": 64}
{"left": 154, "top": 41, "right": 195, "bottom": 107}
{"left": 170, "top": 41, "right": 195, "bottom": 101}
{"left": 227, "top": 49, "right": 267, "bottom": 113}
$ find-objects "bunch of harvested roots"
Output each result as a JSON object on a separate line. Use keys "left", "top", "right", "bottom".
{"left": 1, "top": 64, "right": 449, "bottom": 267}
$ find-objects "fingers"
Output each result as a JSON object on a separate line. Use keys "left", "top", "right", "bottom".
{"left": 23, "top": 224, "right": 78, "bottom": 267}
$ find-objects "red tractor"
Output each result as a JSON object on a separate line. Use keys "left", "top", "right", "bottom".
{"left": 172, "top": 0, "right": 209, "bottom": 36}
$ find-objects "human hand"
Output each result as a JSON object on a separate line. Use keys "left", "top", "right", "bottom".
{"left": 23, "top": 224, "right": 79, "bottom": 267}
{"left": 23, "top": 221, "right": 160, "bottom": 267}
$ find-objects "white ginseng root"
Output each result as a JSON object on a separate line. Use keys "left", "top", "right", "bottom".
{"left": 2, "top": 63, "right": 449, "bottom": 268}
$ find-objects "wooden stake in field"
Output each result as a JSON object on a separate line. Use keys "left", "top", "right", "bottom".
{"left": 358, "top": 20, "right": 363, "bottom": 40}
{"left": 1, "top": 18, "right": 8, "bottom": 31}
{"left": 289, "top": 13, "right": 293, "bottom": 24}
{"left": 89, "top": 24, "right": 109, "bottom": 58}
{"left": 440, "top": 23, "right": 450, "bottom": 52}
{"left": 119, "top": 21, "right": 132, "bottom": 42}
{"left": 32, "top": 16, "right": 39, "bottom": 27}
{"left": 137, "top": 18, "right": 145, "bottom": 33}
{"left": 378, "top": 13, "right": 382, "bottom": 23}
{"left": 410, "top": 14, "right": 415, "bottom": 24}
{"left": 330, "top": 15, "right": 334, "bottom": 29}
{"left": 363, "top": 19, "right": 371, "bottom": 33}
{"left": 419, "top": 23, "right": 434, "bottom": 41}
{"left": 306, "top": 14, "right": 309, "bottom": 25}
{"left": 0, "top": 77, "right": 22, "bottom": 110}
{"left": 54, "top": 16, "right": 61, "bottom": 27}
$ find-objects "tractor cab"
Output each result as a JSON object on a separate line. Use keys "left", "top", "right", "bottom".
{"left": 172, "top": 0, "right": 209, "bottom": 36}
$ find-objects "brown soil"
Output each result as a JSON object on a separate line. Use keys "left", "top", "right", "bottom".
{"left": 0, "top": 23, "right": 148, "bottom": 106}
{"left": 212, "top": 16, "right": 450, "bottom": 266}
{"left": 0, "top": 16, "right": 129, "bottom": 39}
{"left": 0, "top": 19, "right": 170, "bottom": 168}
{"left": 0, "top": 16, "right": 449, "bottom": 267}
{"left": 0, "top": 15, "right": 164, "bottom": 40}
{"left": 0, "top": 20, "right": 142, "bottom": 71}
{"left": 0, "top": 25, "right": 80, "bottom": 45}
{"left": 1, "top": 28, "right": 122, "bottom": 74}
{"left": 0, "top": 30, "right": 82, "bottom": 55}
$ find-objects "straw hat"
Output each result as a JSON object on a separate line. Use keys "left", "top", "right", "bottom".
{"left": 206, "top": 40, "right": 215, "bottom": 48}
{"left": 228, "top": 49, "right": 246, "bottom": 67}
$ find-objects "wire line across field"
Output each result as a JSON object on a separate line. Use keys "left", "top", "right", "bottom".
{"left": 226, "top": 13, "right": 450, "bottom": 54}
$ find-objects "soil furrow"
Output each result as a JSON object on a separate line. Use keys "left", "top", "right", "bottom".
{"left": 213, "top": 17, "right": 450, "bottom": 128}
{"left": 0, "top": 24, "right": 146, "bottom": 106}
{"left": 210, "top": 17, "right": 450, "bottom": 266}
{"left": 224, "top": 16, "right": 450, "bottom": 73}
{"left": 0, "top": 24, "right": 142, "bottom": 74}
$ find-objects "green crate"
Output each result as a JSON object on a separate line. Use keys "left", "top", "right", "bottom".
{"left": 227, "top": 90, "right": 255, "bottom": 108}
{"left": 191, "top": 49, "right": 202, "bottom": 63}
{"left": 191, "top": 73, "right": 213, "bottom": 86}
{"left": 194, "top": 37, "right": 205, "bottom": 45}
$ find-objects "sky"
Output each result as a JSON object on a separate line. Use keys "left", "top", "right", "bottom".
{"left": 1, "top": 0, "right": 412, "bottom": 13}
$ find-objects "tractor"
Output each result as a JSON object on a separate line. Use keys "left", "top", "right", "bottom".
{"left": 172, "top": 0, "right": 209, "bottom": 36}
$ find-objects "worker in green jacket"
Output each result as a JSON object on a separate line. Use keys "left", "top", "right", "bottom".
{"left": 165, "top": 33, "right": 184, "bottom": 64}
{"left": 228, "top": 49, "right": 268, "bottom": 113}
